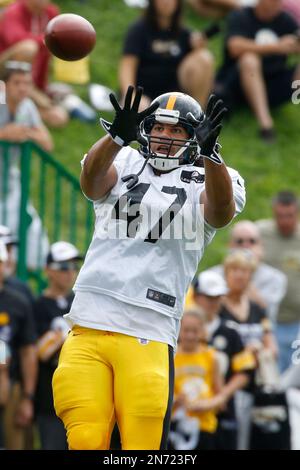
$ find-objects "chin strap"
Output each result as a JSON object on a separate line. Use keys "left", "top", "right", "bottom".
{"left": 121, "top": 154, "right": 152, "bottom": 189}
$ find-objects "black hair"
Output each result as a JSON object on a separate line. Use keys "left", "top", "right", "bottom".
{"left": 144, "top": 0, "right": 183, "bottom": 35}
{"left": 273, "top": 191, "right": 299, "bottom": 207}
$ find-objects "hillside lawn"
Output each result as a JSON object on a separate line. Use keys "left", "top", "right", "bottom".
{"left": 51, "top": 0, "right": 300, "bottom": 269}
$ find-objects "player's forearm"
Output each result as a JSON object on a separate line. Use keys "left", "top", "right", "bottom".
{"left": 83, "top": 135, "right": 120, "bottom": 178}
{"left": 20, "top": 345, "right": 38, "bottom": 396}
{"left": 202, "top": 159, "right": 235, "bottom": 227}
{"left": 80, "top": 135, "right": 119, "bottom": 199}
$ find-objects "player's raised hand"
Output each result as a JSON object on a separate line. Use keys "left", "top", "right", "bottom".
{"left": 100, "top": 86, "right": 159, "bottom": 147}
{"left": 187, "top": 95, "right": 227, "bottom": 165}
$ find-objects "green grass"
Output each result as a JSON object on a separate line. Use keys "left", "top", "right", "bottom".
{"left": 50, "top": 0, "right": 300, "bottom": 270}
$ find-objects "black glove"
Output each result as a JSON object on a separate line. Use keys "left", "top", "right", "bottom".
{"left": 187, "top": 94, "right": 227, "bottom": 164}
{"left": 100, "top": 86, "right": 159, "bottom": 146}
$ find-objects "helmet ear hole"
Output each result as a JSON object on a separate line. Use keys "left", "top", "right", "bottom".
{"left": 143, "top": 115, "right": 155, "bottom": 135}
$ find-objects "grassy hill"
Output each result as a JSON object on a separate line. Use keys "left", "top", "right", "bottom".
{"left": 51, "top": 0, "right": 300, "bottom": 269}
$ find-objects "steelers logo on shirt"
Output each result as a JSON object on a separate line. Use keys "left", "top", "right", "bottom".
{"left": 213, "top": 335, "right": 228, "bottom": 350}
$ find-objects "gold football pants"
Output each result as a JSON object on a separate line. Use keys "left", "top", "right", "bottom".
{"left": 52, "top": 326, "right": 174, "bottom": 450}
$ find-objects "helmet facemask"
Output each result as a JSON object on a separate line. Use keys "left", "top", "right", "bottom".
{"left": 139, "top": 107, "right": 200, "bottom": 172}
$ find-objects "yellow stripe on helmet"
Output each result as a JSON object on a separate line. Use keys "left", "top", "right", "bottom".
{"left": 166, "top": 94, "right": 177, "bottom": 110}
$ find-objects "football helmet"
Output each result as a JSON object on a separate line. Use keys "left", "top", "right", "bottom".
{"left": 139, "top": 92, "right": 203, "bottom": 171}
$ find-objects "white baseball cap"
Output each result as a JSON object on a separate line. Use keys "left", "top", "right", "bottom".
{"left": 0, "top": 240, "right": 8, "bottom": 263}
{"left": 46, "top": 241, "right": 84, "bottom": 265}
{"left": 194, "top": 271, "right": 228, "bottom": 297}
{"left": 0, "top": 225, "right": 18, "bottom": 246}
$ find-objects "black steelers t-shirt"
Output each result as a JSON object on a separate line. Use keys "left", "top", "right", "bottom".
{"left": 209, "top": 319, "right": 255, "bottom": 421}
{"left": 219, "top": 301, "right": 272, "bottom": 348}
{"left": 0, "top": 286, "right": 36, "bottom": 380}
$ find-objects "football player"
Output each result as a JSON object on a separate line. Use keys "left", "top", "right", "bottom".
{"left": 52, "top": 86, "right": 246, "bottom": 450}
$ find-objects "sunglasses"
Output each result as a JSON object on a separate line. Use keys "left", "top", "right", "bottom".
{"left": 234, "top": 238, "right": 258, "bottom": 245}
{"left": 48, "top": 261, "right": 79, "bottom": 271}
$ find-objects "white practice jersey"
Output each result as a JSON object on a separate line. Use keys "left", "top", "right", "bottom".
{"left": 67, "top": 147, "right": 245, "bottom": 346}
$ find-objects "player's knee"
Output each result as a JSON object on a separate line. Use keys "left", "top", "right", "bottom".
{"left": 67, "top": 423, "right": 109, "bottom": 450}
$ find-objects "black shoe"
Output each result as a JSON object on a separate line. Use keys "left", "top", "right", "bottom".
{"left": 259, "top": 128, "right": 277, "bottom": 144}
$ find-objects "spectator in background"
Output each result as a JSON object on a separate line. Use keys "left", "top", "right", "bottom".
{"left": 220, "top": 250, "right": 278, "bottom": 449}
{"left": 221, "top": 250, "right": 277, "bottom": 362}
{"left": 282, "top": 0, "right": 300, "bottom": 25}
{"left": 0, "top": 225, "right": 34, "bottom": 306}
{"left": 228, "top": 221, "right": 287, "bottom": 321}
{"left": 0, "top": 61, "right": 53, "bottom": 151}
{"left": 193, "top": 270, "right": 255, "bottom": 449}
{"left": 215, "top": 0, "right": 300, "bottom": 142}
{"left": 119, "top": 0, "right": 215, "bottom": 109}
{"left": 0, "top": 241, "right": 10, "bottom": 449}
{"left": 0, "top": 240, "right": 37, "bottom": 450}
{"left": 0, "top": 61, "right": 51, "bottom": 270}
{"left": 186, "top": 0, "right": 257, "bottom": 18}
{"left": 207, "top": 220, "right": 287, "bottom": 324}
{"left": 0, "top": 0, "right": 68, "bottom": 127}
{"left": 169, "top": 308, "right": 224, "bottom": 450}
{"left": 0, "top": 234, "right": 34, "bottom": 449}
{"left": 256, "top": 191, "right": 300, "bottom": 373}
{"left": 34, "top": 242, "right": 83, "bottom": 449}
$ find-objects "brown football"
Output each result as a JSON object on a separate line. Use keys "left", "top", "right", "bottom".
{"left": 45, "top": 13, "right": 96, "bottom": 61}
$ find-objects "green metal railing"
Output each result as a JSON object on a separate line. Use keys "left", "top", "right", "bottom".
{"left": 0, "top": 140, "right": 94, "bottom": 292}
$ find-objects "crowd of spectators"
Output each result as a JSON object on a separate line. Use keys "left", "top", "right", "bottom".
{"left": 120, "top": 0, "right": 300, "bottom": 142}
{"left": 0, "top": 189, "right": 298, "bottom": 450}
{"left": 0, "top": 233, "right": 82, "bottom": 449}
{"left": 181, "top": 190, "right": 300, "bottom": 450}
